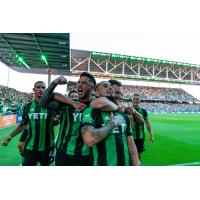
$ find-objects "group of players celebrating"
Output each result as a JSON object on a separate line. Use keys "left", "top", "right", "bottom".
{"left": 1, "top": 72, "right": 154, "bottom": 166}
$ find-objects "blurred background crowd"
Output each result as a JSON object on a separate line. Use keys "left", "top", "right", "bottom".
{"left": 0, "top": 82, "right": 200, "bottom": 115}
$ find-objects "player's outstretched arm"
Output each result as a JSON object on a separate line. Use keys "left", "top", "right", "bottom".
{"left": 1, "top": 122, "right": 27, "bottom": 146}
{"left": 90, "top": 97, "right": 119, "bottom": 112}
{"left": 127, "top": 136, "right": 140, "bottom": 166}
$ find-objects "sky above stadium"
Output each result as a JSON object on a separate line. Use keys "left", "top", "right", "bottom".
{"left": 1, "top": 34, "right": 200, "bottom": 99}
{"left": 70, "top": 33, "right": 200, "bottom": 65}
{"left": 1, "top": 0, "right": 200, "bottom": 99}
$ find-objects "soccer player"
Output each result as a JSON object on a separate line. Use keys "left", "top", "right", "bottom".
{"left": 90, "top": 79, "right": 140, "bottom": 165}
{"left": 108, "top": 80, "right": 144, "bottom": 124}
{"left": 90, "top": 80, "right": 144, "bottom": 123}
{"left": 68, "top": 90, "right": 78, "bottom": 101}
{"left": 39, "top": 72, "right": 96, "bottom": 166}
{"left": 81, "top": 81, "right": 138, "bottom": 166}
{"left": 132, "top": 94, "right": 154, "bottom": 163}
{"left": 1, "top": 81, "right": 57, "bottom": 166}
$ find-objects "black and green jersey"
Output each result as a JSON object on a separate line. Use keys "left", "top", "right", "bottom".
{"left": 56, "top": 100, "right": 92, "bottom": 156}
{"left": 22, "top": 100, "right": 56, "bottom": 151}
{"left": 81, "top": 107, "right": 133, "bottom": 166}
{"left": 133, "top": 107, "right": 148, "bottom": 140}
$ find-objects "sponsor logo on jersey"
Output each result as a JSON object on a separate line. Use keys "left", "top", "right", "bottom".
{"left": 28, "top": 113, "right": 48, "bottom": 120}
{"left": 73, "top": 113, "right": 82, "bottom": 122}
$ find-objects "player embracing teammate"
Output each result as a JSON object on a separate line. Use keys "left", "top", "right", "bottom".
{"left": 2, "top": 72, "right": 153, "bottom": 166}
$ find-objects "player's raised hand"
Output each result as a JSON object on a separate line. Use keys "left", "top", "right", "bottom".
{"left": 72, "top": 102, "right": 86, "bottom": 111}
{"left": 54, "top": 76, "right": 67, "bottom": 85}
{"left": 1, "top": 136, "right": 12, "bottom": 146}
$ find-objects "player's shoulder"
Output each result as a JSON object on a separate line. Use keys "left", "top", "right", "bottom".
{"left": 82, "top": 106, "right": 94, "bottom": 114}
{"left": 140, "top": 107, "right": 148, "bottom": 117}
{"left": 24, "top": 101, "right": 33, "bottom": 109}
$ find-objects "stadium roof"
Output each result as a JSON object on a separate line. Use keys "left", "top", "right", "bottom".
{"left": 0, "top": 33, "right": 70, "bottom": 74}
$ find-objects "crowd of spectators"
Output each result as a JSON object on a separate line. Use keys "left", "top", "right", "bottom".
{"left": 124, "top": 101, "right": 200, "bottom": 113}
{"left": 123, "top": 85, "right": 198, "bottom": 102}
{"left": 0, "top": 85, "right": 29, "bottom": 115}
{"left": 1, "top": 82, "right": 200, "bottom": 115}
{"left": 67, "top": 81, "right": 200, "bottom": 113}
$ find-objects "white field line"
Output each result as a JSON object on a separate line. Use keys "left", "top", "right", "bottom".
{"left": 167, "top": 162, "right": 200, "bottom": 166}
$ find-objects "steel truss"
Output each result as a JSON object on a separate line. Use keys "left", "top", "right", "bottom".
{"left": 71, "top": 55, "right": 200, "bottom": 85}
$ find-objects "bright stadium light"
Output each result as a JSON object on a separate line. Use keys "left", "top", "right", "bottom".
{"left": 16, "top": 55, "right": 30, "bottom": 69}
{"left": 41, "top": 55, "right": 48, "bottom": 65}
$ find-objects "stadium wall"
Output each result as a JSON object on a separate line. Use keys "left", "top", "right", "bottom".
{"left": 0, "top": 113, "right": 22, "bottom": 128}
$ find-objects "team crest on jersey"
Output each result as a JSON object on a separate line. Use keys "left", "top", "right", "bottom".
{"left": 84, "top": 114, "right": 90, "bottom": 119}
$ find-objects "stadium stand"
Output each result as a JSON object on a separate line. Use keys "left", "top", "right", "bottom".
{"left": 67, "top": 81, "right": 200, "bottom": 113}
{"left": 123, "top": 85, "right": 198, "bottom": 102}
{"left": 1, "top": 82, "right": 199, "bottom": 115}
{"left": 0, "top": 85, "right": 28, "bottom": 115}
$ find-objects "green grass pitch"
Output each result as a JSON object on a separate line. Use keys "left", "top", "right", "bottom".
{"left": 0, "top": 113, "right": 200, "bottom": 166}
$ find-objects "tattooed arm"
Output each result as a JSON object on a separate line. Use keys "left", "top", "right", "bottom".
{"left": 81, "top": 115, "right": 124, "bottom": 147}
{"left": 81, "top": 122, "right": 115, "bottom": 147}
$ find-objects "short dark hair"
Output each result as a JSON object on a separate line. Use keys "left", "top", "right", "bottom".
{"left": 34, "top": 81, "right": 45, "bottom": 87}
{"left": 80, "top": 72, "right": 96, "bottom": 87}
{"left": 108, "top": 79, "right": 122, "bottom": 87}
{"left": 68, "top": 90, "right": 78, "bottom": 97}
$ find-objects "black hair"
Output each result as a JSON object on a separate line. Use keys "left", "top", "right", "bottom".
{"left": 108, "top": 79, "right": 122, "bottom": 87}
{"left": 133, "top": 93, "right": 140, "bottom": 97}
{"left": 80, "top": 72, "right": 96, "bottom": 87}
{"left": 68, "top": 90, "right": 78, "bottom": 97}
{"left": 34, "top": 81, "right": 45, "bottom": 87}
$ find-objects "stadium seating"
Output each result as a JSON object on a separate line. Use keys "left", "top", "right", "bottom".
{"left": 0, "top": 85, "right": 28, "bottom": 115}
{"left": 1, "top": 82, "right": 199, "bottom": 115}
{"left": 67, "top": 81, "right": 200, "bottom": 113}
{"left": 123, "top": 85, "right": 198, "bottom": 102}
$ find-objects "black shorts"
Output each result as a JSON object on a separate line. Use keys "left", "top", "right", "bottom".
{"left": 134, "top": 139, "right": 145, "bottom": 153}
{"left": 22, "top": 148, "right": 54, "bottom": 166}
{"left": 55, "top": 150, "right": 93, "bottom": 166}
{"left": 19, "top": 129, "right": 28, "bottom": 142}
